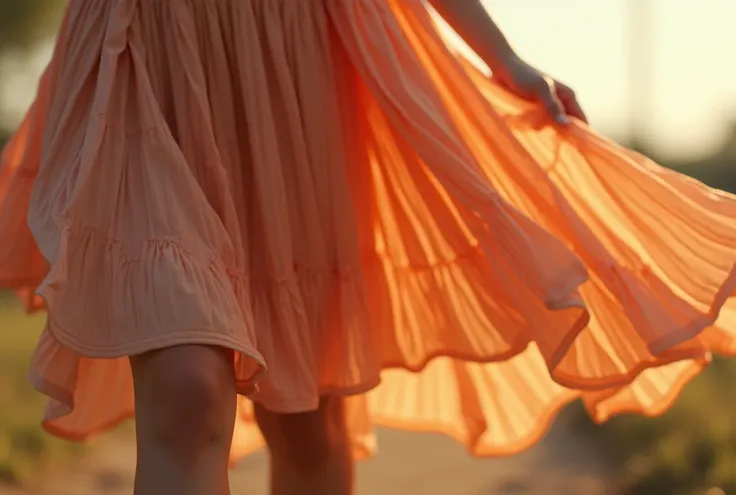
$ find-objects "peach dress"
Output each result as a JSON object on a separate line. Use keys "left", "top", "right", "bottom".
{"left": 2, "top": 0, "right": 736, "bottom": 461}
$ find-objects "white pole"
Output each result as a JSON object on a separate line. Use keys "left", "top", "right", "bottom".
{"left": 628, "top": 0, "right": 654, "bottom": 150}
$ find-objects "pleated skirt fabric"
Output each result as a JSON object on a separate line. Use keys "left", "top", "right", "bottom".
{"left": 2, "top": 0, "right": 736, "bottom": 460}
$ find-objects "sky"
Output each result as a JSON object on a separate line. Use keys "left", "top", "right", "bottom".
{"left": 3, "top": 0, "right": 736, "bottom": 160}
{"left": 480, "top": 0, "right": 736, "bottom": 159}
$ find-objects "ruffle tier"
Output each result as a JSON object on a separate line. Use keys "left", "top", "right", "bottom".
{"left": 1, "top": 0, "right": 735, "bottom": 460}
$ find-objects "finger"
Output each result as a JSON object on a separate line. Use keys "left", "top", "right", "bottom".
{"left": 537, "top": 78, "right": 568, "bottom": 125}
{"left": 557, "top": 84, "right": 588, "bottom": 124}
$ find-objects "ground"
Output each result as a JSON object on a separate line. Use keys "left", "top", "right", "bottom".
{"left": 0, "top": 415, "right": 617, "bottom": 495}
{"left": 0, "top": 298, "right": 617, "bottom": 494}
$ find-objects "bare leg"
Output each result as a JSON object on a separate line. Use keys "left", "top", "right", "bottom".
{"left": 254, "top": 397, "right": 353, "bottom": 495}
{"left": 131, "top": 345, "right": 237, "bottom": 495}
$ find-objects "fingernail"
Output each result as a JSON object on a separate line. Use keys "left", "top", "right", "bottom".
{"left": 556, "top": 114, "right": 569, "bottom": 125}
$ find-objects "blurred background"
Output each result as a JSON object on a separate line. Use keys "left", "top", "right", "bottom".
{"left": 1, "top": 0, "right": 735, "bottom": 494}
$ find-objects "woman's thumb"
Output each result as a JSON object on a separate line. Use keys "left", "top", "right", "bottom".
{"left": 538, "top": 80, "right": 569, "bottom": 125}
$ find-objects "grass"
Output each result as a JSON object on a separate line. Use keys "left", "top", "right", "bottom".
{"left": 0, "top": 292, "right": 85, "bottom": 485}
{"left": 574, "top": 359, "right": 736, "bottom": 495}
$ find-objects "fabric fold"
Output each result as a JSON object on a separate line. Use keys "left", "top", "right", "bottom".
{"left": 1, "top": 0, "right": 735, "bottom": 461}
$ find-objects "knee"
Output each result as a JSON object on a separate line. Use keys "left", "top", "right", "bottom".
{"left": 132, "top": 346, "right": 236, "bottom": 447}
{"left": 149, "top": 366, "right": 232, "bottom": 443}
{"left": 255, "top": 397, "right": 349, "bottom": 471}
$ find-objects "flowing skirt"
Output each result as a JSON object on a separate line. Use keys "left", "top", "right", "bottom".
{"left": 1, "top": 0, "right": 736, "bottom": 460}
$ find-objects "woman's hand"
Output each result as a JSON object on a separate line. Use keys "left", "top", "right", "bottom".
{"left": 427, "top": 0, "right": 587, "bottom": 126}
{"left": 493, "top": 55, "right": 588, "bottom": 126}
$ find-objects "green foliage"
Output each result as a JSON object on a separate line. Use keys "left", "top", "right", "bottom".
{"left": 0, "top": 295, "right": 84, "bottom": 484}
{"left": 0, "top": 0, "right": 65, "bottom": 54}
{"left": 574, "top": 360, "right": 736, "bottom": 495}
{"left": 671, "top": 161, "right": 736, "bottom": 194}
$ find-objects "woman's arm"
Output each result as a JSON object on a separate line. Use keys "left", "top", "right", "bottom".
{"left": 427, "top": 0, "right": 518, "bottom": 75}
{"left": 428, "top": 0, "right": 587, "bottom": 124}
